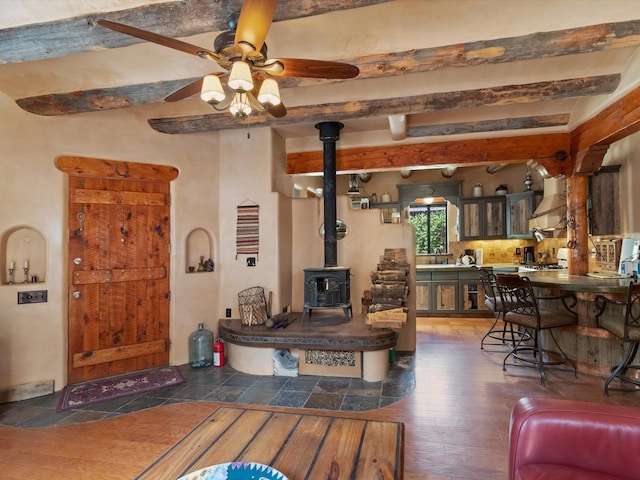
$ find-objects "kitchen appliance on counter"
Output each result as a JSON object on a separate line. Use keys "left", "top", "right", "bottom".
{"left": 518, "top": 263, "right": 567, "bottom": 272}
{"left": 523, "top": 246, "right": 535, "bottom": 264}
{"left": 462, "top": 249, "right": 476, "bottom": 265}
{"left": 618, "top": 238, "right": 640, "bottom": 276}
{"left": 557, "top": 247, "right": 569, "bottom": 268}
{"left": 518, "top": 248, "right": 569, "bottom": 273}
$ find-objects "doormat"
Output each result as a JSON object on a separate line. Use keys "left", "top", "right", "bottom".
{"left": 57, "top": 365, "right": 185, "bottom": 412}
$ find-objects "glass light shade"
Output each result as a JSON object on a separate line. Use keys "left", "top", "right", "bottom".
{"left": 257, "top": 78, "right": 281, "bottom": 106}
{"left": 228, "top": 61, "right": 254, "bottom": 92}
{"left": 200, "top": 75, "right": 226, "bottom": 103}
{"left": 229, "top": 92, "right": 252, "bottom": 119}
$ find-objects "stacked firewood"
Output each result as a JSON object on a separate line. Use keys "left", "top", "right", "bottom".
{"left": 366, "top": 248, "right": 409, "bottom": 329}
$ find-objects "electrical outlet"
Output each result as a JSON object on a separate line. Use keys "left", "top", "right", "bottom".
{"left": 18, "top": 290, "right": 48, "bottom": 304}
{"left": 515, "top": 248, "right": 521, "bottom": 255}
{"left": 225, "top": 308, "right": 232, "bottom": 318}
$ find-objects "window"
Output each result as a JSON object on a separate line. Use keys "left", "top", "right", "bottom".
{"left": 409, "top": 199, "right": 448, "bottom": 254}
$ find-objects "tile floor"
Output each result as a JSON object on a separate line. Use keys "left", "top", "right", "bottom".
{"left": 0, "top": 353, "right": 415, "bottom": 428}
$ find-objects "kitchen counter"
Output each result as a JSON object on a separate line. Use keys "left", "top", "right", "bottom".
{"left": 416, "top": 264, "right": 479, "bottom": 271}
{"left": 415, "top": 263, "right": 520, "bottom": 272}
{"left": 517, "top": 270, "right": 631, "bottom": 294}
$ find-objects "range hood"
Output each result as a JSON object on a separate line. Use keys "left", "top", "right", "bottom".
{"left": 528, "top": 177, "right": 567, "bottom": 231}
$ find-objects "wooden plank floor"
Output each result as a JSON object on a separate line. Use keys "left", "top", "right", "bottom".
{"left": 3, "top": 317, "right": 640, "bottom": 479}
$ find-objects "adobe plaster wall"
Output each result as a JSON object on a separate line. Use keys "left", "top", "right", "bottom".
{"left": 0, "top": 93, "right": 226, "bottom": 391}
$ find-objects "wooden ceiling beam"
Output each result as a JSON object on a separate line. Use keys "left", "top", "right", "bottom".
{"left": 286, "top": 133, "right": 572, "bottom": 177}
{"left": 148, "top": 75, "right": 618, "bottom": 134}
{"left": 0, "top": 0, "right": 390, "bottom": 64}
{"left": 406, "top": 114, "right": 570, "bottom": 138}
{"left": 571, "top": 84, "right": 640, "bottom": 174}
{"left": 13, "top": 20, "right": 639, "bottom": 116}
{"left": 351, "top": 20, "right": 640, "bottom": 79}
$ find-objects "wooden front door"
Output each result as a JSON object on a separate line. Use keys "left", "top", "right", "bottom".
{"left": 56, "top": 156, "right": 179, "bottom": 383}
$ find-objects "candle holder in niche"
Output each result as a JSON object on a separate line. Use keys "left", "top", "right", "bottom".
{"left": 2, "top": 226, "right": 47, "bottom": 285}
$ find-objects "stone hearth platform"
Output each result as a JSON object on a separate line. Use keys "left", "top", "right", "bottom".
{"left": 218, "top": 312, "right": 397, "bottom": 382}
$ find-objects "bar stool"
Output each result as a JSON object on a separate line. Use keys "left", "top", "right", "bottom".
{"left": 495, "top": 274, "right": 578, "bottom": 385}
{"left": 479, "top": 268, "right": 525, "bottom": 349}
{"left": 595, "top": 281, "right": 640, "bottom": 396}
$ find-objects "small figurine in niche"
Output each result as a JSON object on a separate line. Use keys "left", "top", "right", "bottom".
{"left": 204, "top": 258, "right": 215, "bottom": 272}
{"left": 198, "top": 256, "right": 205, "bottom": 272}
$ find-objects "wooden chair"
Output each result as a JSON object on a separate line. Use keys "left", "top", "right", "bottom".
{"left": 495, "top": 274, "right": 578, "bottom": 385}
{"left": 596, "top": 281, "right": 640, "bottom": 396}
{"left": 479, "top": 268, "right": 526, "bottom": 349}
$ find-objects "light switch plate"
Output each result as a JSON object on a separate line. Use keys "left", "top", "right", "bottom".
{"left": 247, "top": 257, "right": 256, "bottom": 267}
{"left": 18, "top": 290, "right": 48, "bottom": 304}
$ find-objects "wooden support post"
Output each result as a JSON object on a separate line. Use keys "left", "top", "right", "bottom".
{"left": 567, "top": 176, "right": 589, "bottom": 275}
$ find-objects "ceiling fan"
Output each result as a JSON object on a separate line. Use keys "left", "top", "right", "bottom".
{"left": 97, "top": 0, "right": 359, "bottom": 120}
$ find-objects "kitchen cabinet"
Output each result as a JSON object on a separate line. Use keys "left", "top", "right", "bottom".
{"left": 588, "top": 165, "right": 621, "bottom": 235}
{"left": 416, "top": 267, "right": 492, "bottom": 316}
{"left": 460, "top": 196, "right": 506, "bottom": 240}
{"left": 432, "top": 272, "right": 458, "bottom": 314}
{"left": 506, "top": 191, "right": 535, "bottom": 238}
{"left": 459, "top": 270, "right": 489, "bottom": 314}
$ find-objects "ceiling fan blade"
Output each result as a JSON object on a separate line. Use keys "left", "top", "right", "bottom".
{"left": 234, "top": 0, "right": 277, "bottom": 56}
{"left": 97, "top": 20, "right": 225, "bottom": 63}
{"left": 267, "top": 102, "right": 287, "bottom": 118}
{"left": 261, "top": 58, "right": 359, "bottom": 79}
{"left": 164, "top": 77, "right": 205, "bottom": 102}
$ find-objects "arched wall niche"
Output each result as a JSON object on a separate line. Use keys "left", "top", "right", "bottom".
{"left": 1, "top": 226, "right": 47, "bottom": 284}
{"left": 186, "top": 228, "right": 215, "bottom": 273}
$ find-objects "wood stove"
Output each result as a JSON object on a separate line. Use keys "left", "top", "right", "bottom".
{"left": 301, "top": 122, "right": 352, "bottom": 324}
{"left": 302, "top": 267, "right": 351, "bottom": 323}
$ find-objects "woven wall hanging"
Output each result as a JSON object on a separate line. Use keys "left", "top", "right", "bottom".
{"left": 236, "top": 201, "right": 259, "bottom": 259}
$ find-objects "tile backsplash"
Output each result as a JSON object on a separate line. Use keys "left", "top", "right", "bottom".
{"left": 417, "top": 237, "right": 568, "bottom": 265}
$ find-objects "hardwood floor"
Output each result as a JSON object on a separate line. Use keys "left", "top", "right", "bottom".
{"left": 2, "top": 316, "right": 640, "bottom": 479}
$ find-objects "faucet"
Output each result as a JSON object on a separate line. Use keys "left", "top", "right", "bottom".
{"left": 435, "top": 249, "right": 441, "bottom": 264}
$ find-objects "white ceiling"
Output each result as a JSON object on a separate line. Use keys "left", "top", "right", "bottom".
{"left": 2, "top": 0, "right": 640, "bottom": 152}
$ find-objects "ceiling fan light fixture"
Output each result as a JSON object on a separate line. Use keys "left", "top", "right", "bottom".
{"left": 229, "top": 91, "right": 252, "bottom": 119}
{"left": 228, "top": 61, "right": 254, "bottom": 92}
{"left": 257, "top": 78, "right": 281, "bottom": 106}
{"left": 200, "top": 75, "right": 226, "bottom": 104}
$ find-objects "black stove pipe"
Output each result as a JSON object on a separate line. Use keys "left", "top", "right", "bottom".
{"left": 315, "top": 121, "right": 344, "bottom": 268}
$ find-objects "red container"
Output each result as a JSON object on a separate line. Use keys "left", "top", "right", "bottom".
{"left": 213, "top": 338, "right": 225, "bottom": 367}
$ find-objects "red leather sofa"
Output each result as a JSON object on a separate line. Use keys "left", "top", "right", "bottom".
{"left": 509, "top": 397, "right": 640, "bottom": 480}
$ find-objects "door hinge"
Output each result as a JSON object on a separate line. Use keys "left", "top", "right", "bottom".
{"left": 168, "top": 194, "right": 171, "bottom": 206}
{"left": 168, "top": 242, "right": 171, "bottom": 253}
{"left": 166, "top": 291, "right": 171, "bottom": 301}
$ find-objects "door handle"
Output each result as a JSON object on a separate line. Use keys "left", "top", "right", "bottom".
{"left": 73, "top": 290, "right": 82, "bottom": 299}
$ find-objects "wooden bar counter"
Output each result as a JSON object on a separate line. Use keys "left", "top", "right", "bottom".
{"left": 514, "top": 270, "right": 633, "bottom": 376}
